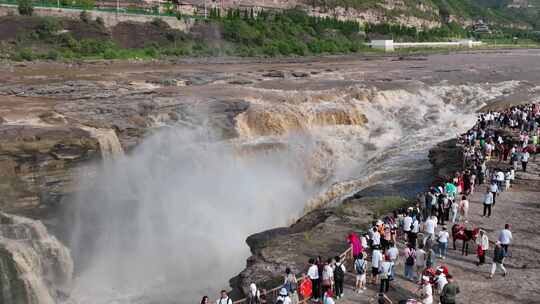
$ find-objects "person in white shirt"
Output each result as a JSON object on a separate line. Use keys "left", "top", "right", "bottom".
{"left": 459, "top": 196, "right": 469, "bottom": 223}
{"left": 522, "top": 151, "right": 530, "bottom": 172}
{"left": 371, "top": 227, "right": 381, "bottom": 247}
{"left": 277, "top": 288, "right": 292, "bottom": 304}
{"left": 489, "top": 181, "right": 499, "bottom": 206}
{"left": 423, "top": 216, "right": 437, "bottom": 244}
{"left": 437, "top": 226, "right": 450, "bottom": 259}
{"left": 403, "top": 214, "right": 413, "bottom": 241}
{"left": 420, "top": 276, "right": 433, "bottom": 304}
{"left": 307, "top": 258, "right": 320, "bottom": 301}
{"left": 435, "top": 270, "right": 447, "bottom": 294}
{"left": 496, "top": 171, "right": 505, "bottom": 192}
{"left": 371, "top": 247, "right": 383, "bottom": 284}
{"left": 498, "top": 224, "right": 513, "bottom": 254}
{"left": 483, "top": 190, "right": 493, "bottom": 217}
{"left": 247, "top": 283, "right": 261, "bottom": 304}
{"left": 322, "top": 258, "right": 334, "bottom": 293}
{"left": 476, "top": 230, "right": 489, "bottom": 265}
{"left": 378, "top": 255, "right": 392, "bottom": 293}
{"left": 387, "top": 242, "right": 399, "bottom": 278}
{"left": 410, "top": 218, "right": 419, "bottom": 248}
{"left": 415, "top": 246, "right": 426, "bottom": 282}
{"left": 217, "top": 290, "right": 233, "bottom": 304}
{"left": 450, "top": 199, "right": 459, "bottom": 223}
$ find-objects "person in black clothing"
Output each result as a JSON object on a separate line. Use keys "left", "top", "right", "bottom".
{"left": 333, "top": 256, "right": 345, "bottom": 299}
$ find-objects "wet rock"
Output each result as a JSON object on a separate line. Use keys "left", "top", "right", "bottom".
{"left": 0, "top": 212, "right": 73, "bottom": 304}
{"left": 234, "top": 197, "right": 406, "bottom": 297}
{"left": 262, "top": 71, "right": 285, "bottom": 78}
{"left": 292, "top": 72, "right": 309, "bottom": 78}
{"left": 229, "top": 80, "right": 254, "bottom": 85}
{"left": 0, "top": 126, "right": 99, "bottom": 214}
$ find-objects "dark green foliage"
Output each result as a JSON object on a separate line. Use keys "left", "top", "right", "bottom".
{"left": 14, "top": 48, "right": 34, "bottom": 61}
{"left": 80, "top": 11, "right": 91, "bottom": 23}
{"left": 17, "top": 0, "right": 33, "bottom": 16}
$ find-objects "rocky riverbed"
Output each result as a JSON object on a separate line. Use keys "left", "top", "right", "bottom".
{"left": 1, "top": 50, "right": 540, "bottom": 303}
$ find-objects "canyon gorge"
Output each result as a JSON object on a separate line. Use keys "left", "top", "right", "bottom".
{"left": 1, "top": 50, "right": 540, "bottom": 303}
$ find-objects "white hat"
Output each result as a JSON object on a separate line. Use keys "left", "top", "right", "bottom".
{"left": 279, "top": 288, "right": 288, "bottom": 296}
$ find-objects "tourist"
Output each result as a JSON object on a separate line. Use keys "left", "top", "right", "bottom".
{"left": 372, "top": 226, "right": 381, "bottom": 249}
{"left": 483, "top": 189, "right": 493, "bottom": 217}
{"left": 403, "top": 212, "right": 413, "bottom": 242}
{"left": 440, "top": 275, "right": 459, "bottom": 304}
{"left": 333, "top": 256, "right": 346, "bottom": 299}
{"left": 415, "top": 244, "right": 426, "bottom": 282}
{"left": 354, "top": 253, "right": 367, "bottom": 293}
{"left": 403, "top": 243, "right": 416, "bottom": 281}
{"left": 247, "top": 283, "right": 261, "bottom": 304}
{"left": 458, "top": 196, "right": 469, "bottom": 223}
{"left": 476, "top": 230, "right": 489, "bottom": 266}
{"left": 379, "top": 254, "right": 392, "bottom": 294}
{"left": 522, "top": 150, "right": 530, "bottom": 172}
{"left": 322, "top": 290, "right": 334, "bottom": 304}
{"left": 360, "top": 234, "right": 369, "bottom": 251}
{"left": 450, "top": 198, "right": 459, "bottom": 223}
{"left": 437, "top": 226, "right": 450, "bottom": 259}
{"left": 435, "top": 268, "right": 448, "bottom": 295}
{"left": 283, "top": 268, "right": 298, "bottom": 304}
{"left": 489, "top": 242, "right": 507, "bottom": 278}
{"left": 217, "top": 290, "right": 233, "bottom": 304}
{"left": 347, "top": 232, "right": 363, "bottom": 259}
{"left": 307, "top": 258, "right": 320, "bottom": 301}
{"left": 489, "top": 181, "right": 499, "bottom": 206}
{"left": 410, "top": 216, "right": 420, "bottom": 248}
{"left": 322, "top": 258, "right": 333, "bottom": 293}
{"left": 299, "top": 274, "right": 312, "bottom": 301}
{"left": 276, "top": 288, "right": 292, "bottom": 304}
{"left": 498, "top": 224, "right": 513, "bottom": 255}
{"left": 423, "top": 215, "right": 437, "bottom": 244}
{"left": 387, "top": 242, "right": 399, "bottom": 279}
{"left": 201, "top": 296, "right": 210, "bottom": 304}
{"left": 420, "top": 276, "right": 433, "bottom": 304}
{"left": 496, "top": 170, "right": 505, "bottom": 192}
{"left": 371, "top": 246, "right": 383, "bottom": 284}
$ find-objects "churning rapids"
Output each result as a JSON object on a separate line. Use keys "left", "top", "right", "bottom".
{"left": 64, "top": 80, "right": 521, "bottom": 304}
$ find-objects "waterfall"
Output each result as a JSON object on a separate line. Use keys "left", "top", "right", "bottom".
{"left": 80, "top": 127, "right": 125, "bottom": 158}
{"left": 0, "top": 212, "right": 73, "bottom": 304}
{"left": 65, "top": 80, "right": 522, "bottom": 304}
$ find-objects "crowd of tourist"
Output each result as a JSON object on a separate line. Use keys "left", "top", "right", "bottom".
{"left": 207, "top": 104, "right": 538, "bottom": 304}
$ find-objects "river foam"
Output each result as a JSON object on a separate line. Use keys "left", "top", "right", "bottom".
{"left": 64, "top": 80, "right": 521, "bottom": 304}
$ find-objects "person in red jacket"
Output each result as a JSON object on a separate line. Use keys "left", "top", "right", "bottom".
{"left": 299, "top": 274, "right": 312, "bottom": 300}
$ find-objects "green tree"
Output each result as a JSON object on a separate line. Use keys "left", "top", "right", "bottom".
{"left": 17, "top": 0, "right": 34, "bottom": 16}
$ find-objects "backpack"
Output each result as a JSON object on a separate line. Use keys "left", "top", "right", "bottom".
{"left": 405, "top": 250, "right": 416, "bottom": 266}
{"left": 354, "top": 259, "right": 365, "bottom": 275}
{"left": 334, "top": 263, "right": 345, "bottom": 281}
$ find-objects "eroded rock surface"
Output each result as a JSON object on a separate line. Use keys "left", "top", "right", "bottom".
{"left": 0, "top": 212, "right": 73, "bottom": 304}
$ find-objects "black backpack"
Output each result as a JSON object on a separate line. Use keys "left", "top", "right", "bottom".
{"left": 334, "top": 263, "right": 345, "bottom": 281}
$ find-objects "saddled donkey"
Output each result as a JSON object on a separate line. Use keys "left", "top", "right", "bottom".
{"left": 452, "top": 224, "right": 480, "bottom": 256}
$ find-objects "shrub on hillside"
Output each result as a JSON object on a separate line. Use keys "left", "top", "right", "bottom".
{"left": 17, "top": 0, "right": 33, "bottom": 16}
{"left": 36, "top": 17, "right": 62, "bottom": 39}
{"left": 80, "top": 11, "right": 91, "bottom": 23}
{"left": 14, "top": 48, "right": 34, "bottom": 61}
{"left": 95, "top": 16, "right": 105, "bottom": 27}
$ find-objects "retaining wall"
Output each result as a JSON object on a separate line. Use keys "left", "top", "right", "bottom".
{"left": 0, "top": 4, "right": 194, "bottom": 30}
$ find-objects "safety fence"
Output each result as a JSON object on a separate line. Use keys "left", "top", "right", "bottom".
{"left": 227, "top": 244, "right": 393, "bottom": 304}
